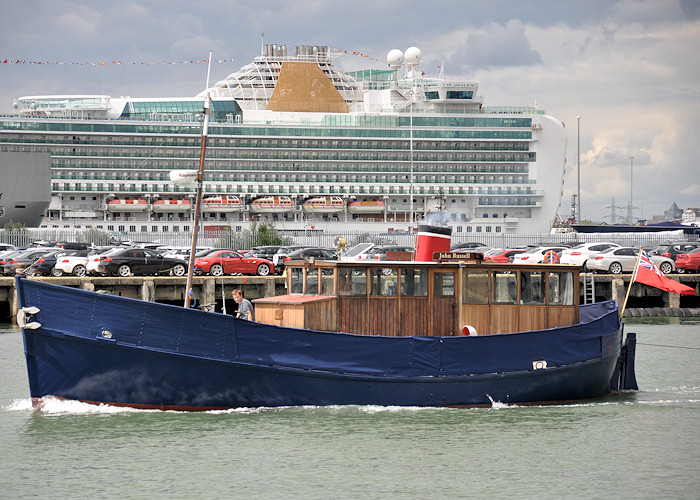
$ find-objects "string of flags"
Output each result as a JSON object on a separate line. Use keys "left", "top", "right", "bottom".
{"left": 1, "top": 59, "right": 231, "bottom": 66}
{"left": 333, "top": 48, "right": 386, "bottom": 64}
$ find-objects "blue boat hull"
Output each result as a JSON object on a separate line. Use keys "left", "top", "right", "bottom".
{"left": 17, "top": 278, "right": 624, "bottom": 409}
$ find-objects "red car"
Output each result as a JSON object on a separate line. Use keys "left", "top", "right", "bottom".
{"left": 194, "top": 250, "right": 275, "bottom": 276}
{"left": 483, "top": 248, "right": 523, "bottom": 263}
{"left": 674, "top": 247, "right": 700, "bottom": 273}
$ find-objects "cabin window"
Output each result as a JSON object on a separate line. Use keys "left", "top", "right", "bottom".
{"left": 305, "top": 268, "right": 319, "bottom": 295}
{"left": 520, "top": 271, "right": 546, "bottom": 305}
{"left": 290, "top": 267, "right": 304, "bottom": 294}
{"left": 401, "top": 268, "right": 428, "bottom": 296}
{"left": 320, "top": 269, "right": 334, "bottom": 295}
{"left": 492, "top": 270, "right": 517, "bottom": 304}
{"left": 463, "top": 270, "right": 489, "bottom": 304}
{"left": 549, "top": 272, "right": 575, "bottom": 305}
{"left": 370, "top": 268, "right": 398, "bottom": 296}
{"left": 433, "top": 272, "right": 455, "bottom": 296}
{"left": 338, "top": 267, "right": 367, "bottom": 296}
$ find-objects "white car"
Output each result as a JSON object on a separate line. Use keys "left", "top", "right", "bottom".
{"left": 586, "top": 247, "right": 675, "bottom": 274}
{"left": 560, "top": 242, "right": 620, "bottom": 269}
{"left": 338, "top": 243, "right": 375, "bottom": 262}
{"left": 161, "top": 246, "right": 213, "bottom": 261}
{"left": 55, "top": 250, "right": 91, "bottom": 277}
{"left": 511, "top": 246, "right": 567, "bottom": 264}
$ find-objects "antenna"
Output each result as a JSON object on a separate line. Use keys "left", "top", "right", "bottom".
{"left": 205, "top": 51, "right": 213, "bottom": 91}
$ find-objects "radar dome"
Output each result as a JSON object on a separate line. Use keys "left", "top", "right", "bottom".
{"left": 404, "top": 46, "right": 422, "bottom": 66}
{"left": 387, "top": 49, "right": 404, "bottom": 68}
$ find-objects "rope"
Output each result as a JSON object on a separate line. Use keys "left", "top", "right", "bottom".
{"left": 637, "top": 342, "right": 700, "bottom": 351}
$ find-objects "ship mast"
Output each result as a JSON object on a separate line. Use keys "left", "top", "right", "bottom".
{"left": 184, "top": 52, "right": 213, "bottom": 308}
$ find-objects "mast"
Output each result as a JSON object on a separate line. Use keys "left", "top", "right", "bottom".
{"left": 184, "top": 52, "right": 213, "bottom": 308}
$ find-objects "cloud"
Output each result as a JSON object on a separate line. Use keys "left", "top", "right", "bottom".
{"left": 448, "top": 20, "right": 543, "bottom": 72}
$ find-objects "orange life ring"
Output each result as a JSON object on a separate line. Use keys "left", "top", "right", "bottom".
{"left": 543, "top": 250, "right": 560, "bottom": 264}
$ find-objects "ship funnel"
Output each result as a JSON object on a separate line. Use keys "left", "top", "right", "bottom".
{"left": 414, "top": 224, "right": 452, "bottom": 262}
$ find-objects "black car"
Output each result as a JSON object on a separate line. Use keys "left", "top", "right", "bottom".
{"left": 650, "top": 242, "right": 700, "bottom": 261}
{"left": 27, "top": 249, "right": 74, "bottom": 276}
{"left": 97, "top": 247, "right": 187, "bottom": 277}
{"left": 247, "top": 245, "right": 283, "bottom": 261}
{"left": 282, "top": 247, "right": 337, "bottom": 264}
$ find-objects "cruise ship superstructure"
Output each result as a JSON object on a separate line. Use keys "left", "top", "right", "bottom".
{"left": 0, "top": 44, "right": 567, "bottom": 234}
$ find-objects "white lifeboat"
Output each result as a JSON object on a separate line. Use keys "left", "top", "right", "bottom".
{"left": 249, "top": 196, "right": 295, "bottom": 213}
{"left": 348, "top": 199, "right": 386, "bottom": 214}
{"left": 152, "top": 199, "right": 192, "bottom": 212}
{"left": 302, "top": 196, "right": 346, "bottom": 213}
{"left": 106, "top": 198, "right": 148, "bottom": 212}
{"left": 202, "top": 195, "right": 243, "bottom": 212}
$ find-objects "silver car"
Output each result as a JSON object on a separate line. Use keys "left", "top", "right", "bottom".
{"left": 585, "top": 247, "right": 675, "bottom": 274}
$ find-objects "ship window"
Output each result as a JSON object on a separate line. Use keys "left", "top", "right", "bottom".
{"left": 433, "top": 272, "right": 455, "bottom": 297}
{"left": 463, "top": 270, "right": 489, "bottom": 304}
{"left": 370, "top": 268, "right": 398, "bottom": 296}
{"left": 290, "top": 267, "right": 303, "bottom": 294}
{"left": 305, "top": 268, "right": 319, "bottom": 295}
{"left": 338, "top": 267, "right": 366, "bottom": 296}
{"left": 520, "top": 271, "right": 545, "bottom": 305}
{"left": 492, "top": 270, "right": 517, "bottom": 304}
{"left": 401, "top": 268, "right": 428, "bottom": 296}
{"left": 425, "top": 91, "right": 439, "bottom": 100}
{"left": 549, "top": 272, "right": 574, "bottom": 305}
{"left": 446, "top": 90, "right": 473, "bottom": 99}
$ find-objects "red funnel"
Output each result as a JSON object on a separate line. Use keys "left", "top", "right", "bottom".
{"left": 414, "top": 224, "right": 452, "bottom": 261}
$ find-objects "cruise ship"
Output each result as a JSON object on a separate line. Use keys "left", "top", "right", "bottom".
{"left": 0, "top": 44, "right": 567, "bottom": 235}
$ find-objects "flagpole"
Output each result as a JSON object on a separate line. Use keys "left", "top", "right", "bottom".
{"left": 619, "top": 246, "right": 643, "bottom": 319}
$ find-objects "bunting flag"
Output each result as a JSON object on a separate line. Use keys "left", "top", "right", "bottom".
{"left": 333, "top": 48, "right": 386, "bottom": 64}
{"left": 1, "top": 59, "right": 231, "bottom": 66}
{"left": 632, "top": 249, "right": 696, "bottom": 295}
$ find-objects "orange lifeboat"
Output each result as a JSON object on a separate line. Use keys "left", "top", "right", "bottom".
{"left": 151, "top": 199, "right": 192, "bottom": 212}
{"left": 348, "top": 199, "right": 386, "bottom": 214}
{"left": 106, "top": 198, "right": 148, "bottom": 212}
{"left": 249, "top": 196, "right": 295, "bottom": 213}
{"left": 202, "top": 195, "right": 243, "bottom": 212}
{"left": 302, "top": 196, "right": 345, "bottom": 213}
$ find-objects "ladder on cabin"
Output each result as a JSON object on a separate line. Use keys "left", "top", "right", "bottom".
{"left": 582, "top": 273, "right": 595, "bottom": 304}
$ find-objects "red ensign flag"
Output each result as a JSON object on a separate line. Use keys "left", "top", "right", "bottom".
{"left": 633, "top": 250, "right": 697, "bottom": 295}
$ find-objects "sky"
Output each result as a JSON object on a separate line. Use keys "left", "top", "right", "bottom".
{"left": 1, "top": 0, "right": 699, "bottom": 223}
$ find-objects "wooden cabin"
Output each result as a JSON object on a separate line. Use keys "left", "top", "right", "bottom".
{"left": 254, "top": 256, "right": 580, "bottom": 337}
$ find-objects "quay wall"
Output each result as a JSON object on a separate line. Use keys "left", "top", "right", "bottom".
{"left": 1, "top": 273, "right": 699, "bottom": 323}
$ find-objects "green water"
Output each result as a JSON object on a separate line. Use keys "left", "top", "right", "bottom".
{"left": 1, "top": 319, "right": 699, "bottom": 499}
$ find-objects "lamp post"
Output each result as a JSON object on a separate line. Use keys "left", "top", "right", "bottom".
{"left": 409, "top": 89, "right": 414, "bottom": 231}
{"left": 576, "top": 116, "right": 581, "bottom": 223}
{"left": 627, "top": 154, "right": 635, "bottom": 223}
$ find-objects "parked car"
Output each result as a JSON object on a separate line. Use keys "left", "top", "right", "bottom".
{"left": 0, "top": 243, "right": 16, "bottom": 253}
{"left": 247, "top": 245, "right": 283, "bottom": 261}
{"left": 26, "top": 249, "right": 74, "bottom": 276}
{"left": 55, "top": 248, "right": 100, "bottom": 277}
{"left": 365, "top": 245, "right": 415, "bottom": 261}
{"left": 559, "top": 242, "right": 620, "bottom": 269}
{"left": 674, "top": 247, "right": 700, "bottom": 273}
{"left": 97, "top": 247, "right": 187, "bottom": 277}
{"left": 283, "top": 247, "right": 337, "bottom": 264}
{"left": 650, "top": 242, "right": 700, "bottom": 263}
{"left": 585, "top": 246, "right": 675, "bottom": 274}
{"left": 86, "top": 247, "right": 123, "bottom": 275}
{"left": 511, "top": 246, "right": 567, "bottom": 265}
{"left": 194, "top": 250, "right": 275, "bottom": 276}
{"left": 161, "top": 246, "right": 214, "bottom": 261}
{"left": 451, "top": 242, "right": 487, "bottom": 251}
{"left": 1, "top": 248, "right": 55, "bottom": 275}
{"left": 483, "top": 248, "right": 525, "bottom": 263}
{"left": 338, "top": 243, "right": 375, "bottom": 262}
